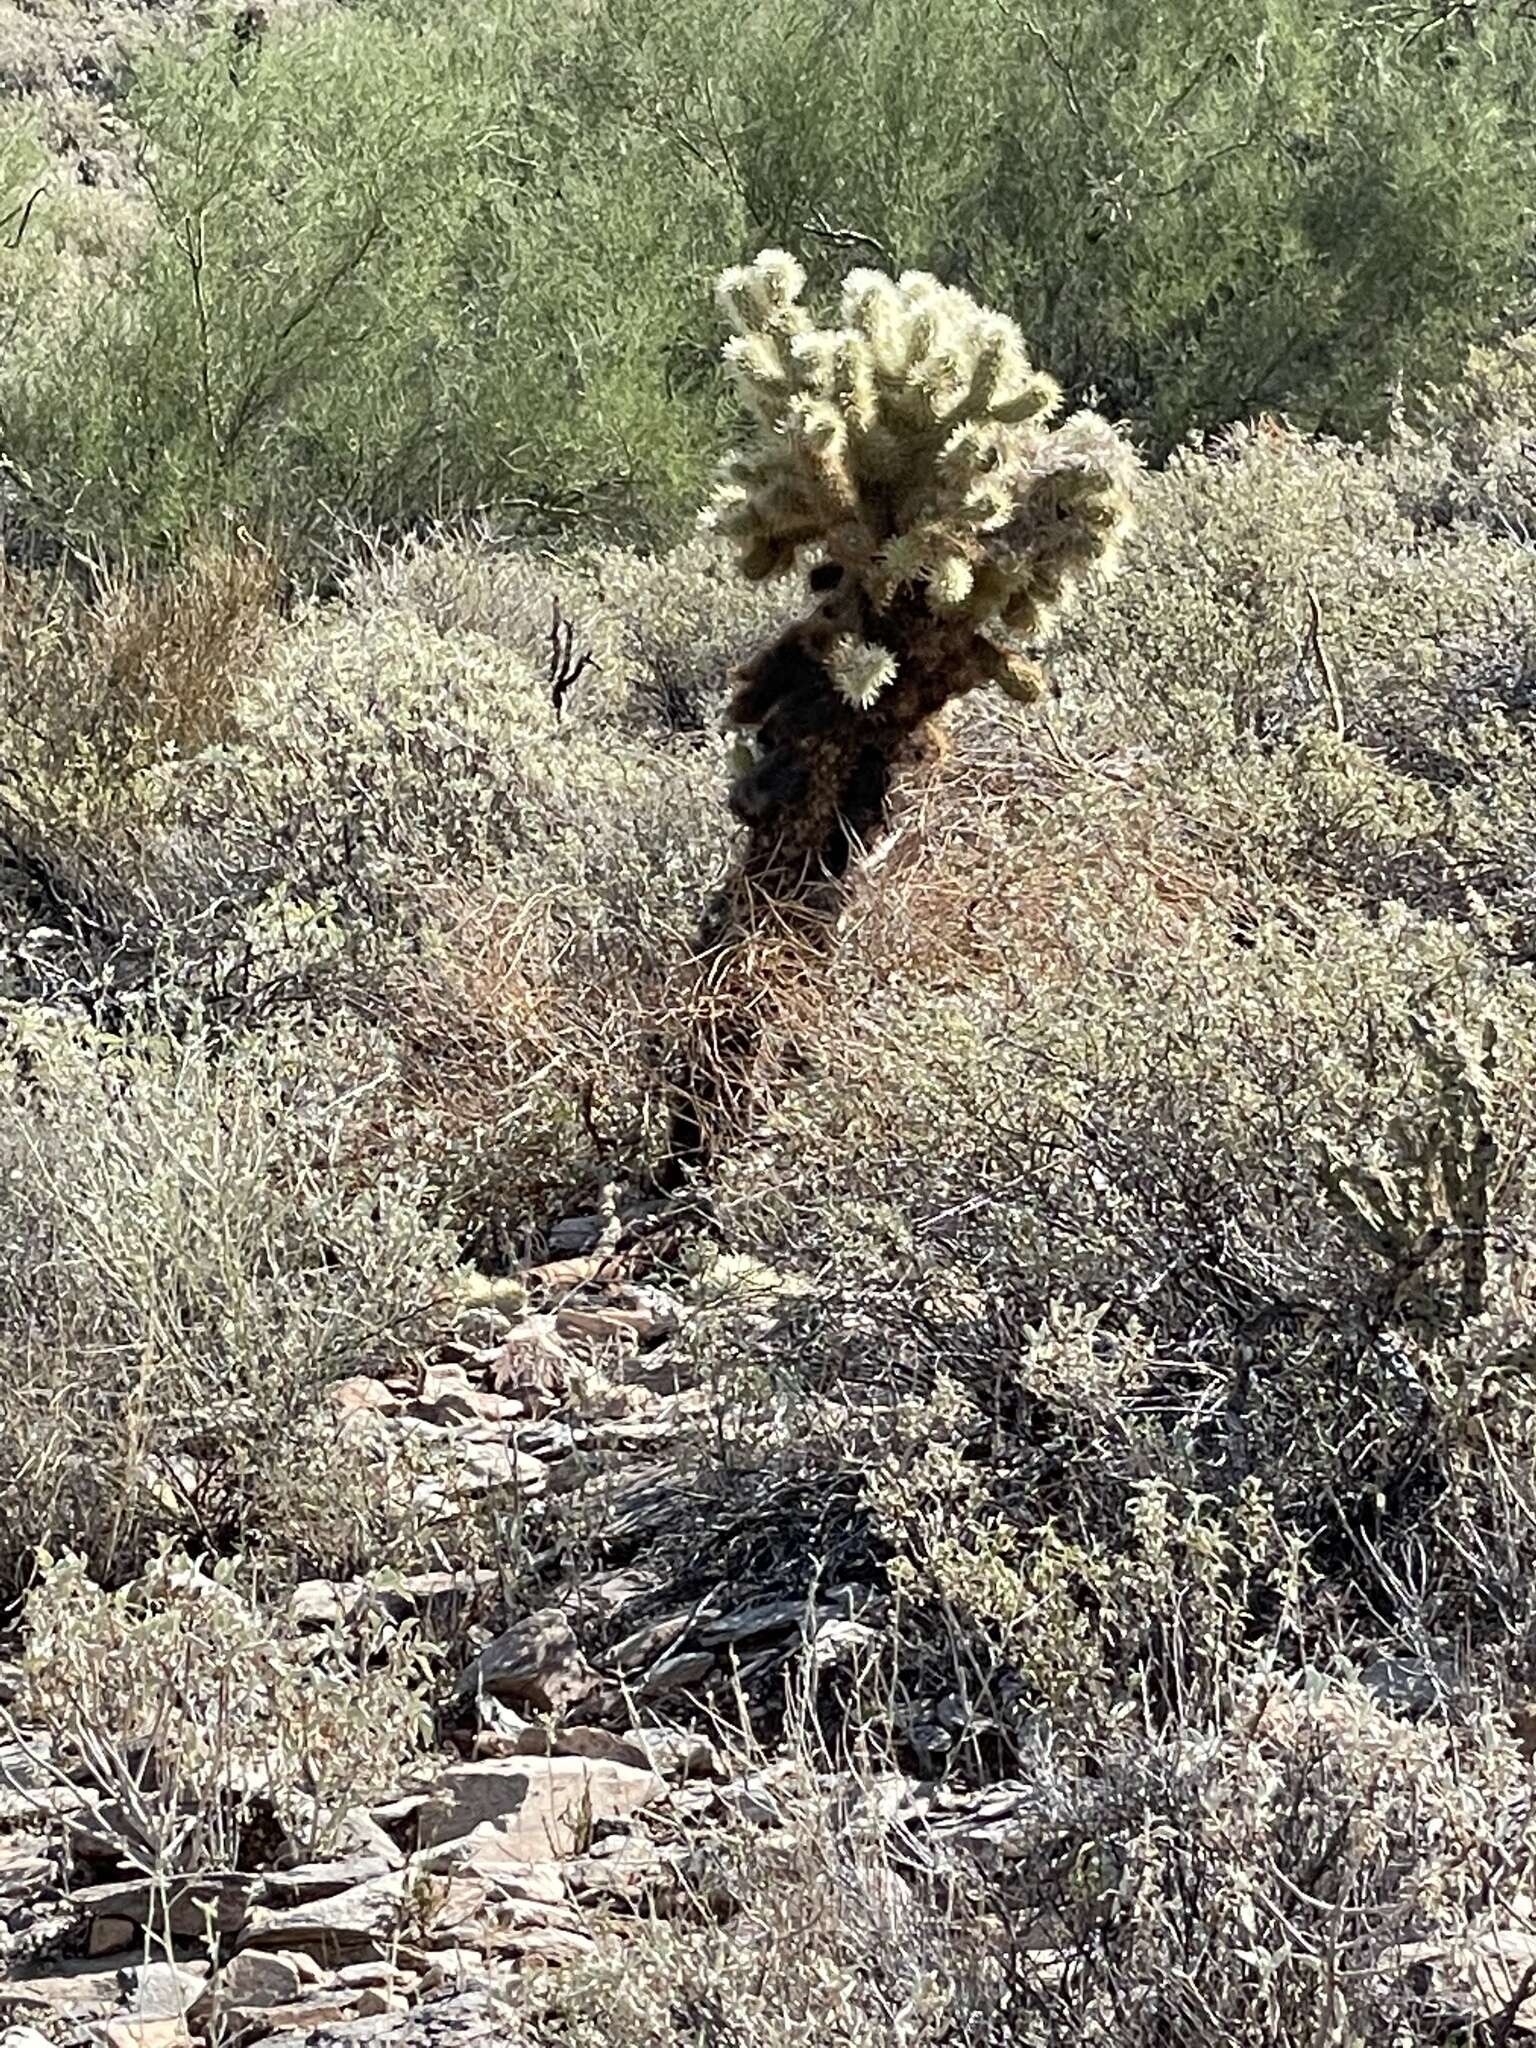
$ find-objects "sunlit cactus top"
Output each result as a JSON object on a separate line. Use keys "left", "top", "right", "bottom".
{"left": 702, "top": 250, "right": 1139, "bottom": 681}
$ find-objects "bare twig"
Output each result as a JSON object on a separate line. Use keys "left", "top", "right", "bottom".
{"left": 547, "top": 597, "right": 598, "bottom": 719}
{"left": 1303, "top": 584, "right": 1346, "bottom": 740}
{"left": 1, "top": 186, "right": 45, "bottom": 251}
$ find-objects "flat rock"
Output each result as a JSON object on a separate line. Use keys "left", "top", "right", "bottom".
{"left": 239, "top": 1873, "right": 418, "bottom": 1967}
{"left": 451, "top": 1609, "right": 597, "bottom": 1716}
{"left": 625, "top": 1729, "right": 722, "bottom": 1782}
{"left": 331, "top": 1377, "right": 403, "bottom": 1420}
{"left": 241, "top": 1864, "right": 578, "bottom": 1968}
{"left": 257, "top": 1853, "right": 397, "bottom": 1906}
{"left": 100, "top": 2021, "right": 192, "bottom": 2048}
{"left": 116, "top": 1962, "right": 208, "bottom": 2021}
{"left": 1359, "top": 1653, "right": 1455, "bottom": 1717}
{"left": 290, "top": 1579, "right": 358, "bottom": 1629}
{"left": 638, "top": 1651, "right": 716, "bottom": 1693}
{"left": 2, "top": 1962, "right": 122, "bottom": 2018}
{"left": 0, "top": 1836, "right": 53, "bottom": 1901}
{"left": 409, "top": 1825, "right": 566, "bottom": 1899}
{"left": 232, "top": 1988, "right": 397, "bottom": 2037}
{"left": 0, "top": 1766, "right": 92, "bottom": 1824}
{"left": 379, "top": 1573, "right": 502, "bottom": 1632}
{"left": 473, "top": 1726, "right": 652, "bottom": 1773}
{"left": 562, "top": 1838, "right": 690, "bottom": 1913}
{"left": 0, "top": 1738, "right": 65, "bottom": 1796}
{"left": 412, "top": 1440, "right": 546, "bottom": 1509}
{"left": 256, "top": 1985, "right": 520, "bottom": 2046}
{"left": 69, "top": 1874, "right": 257, "bottom": 1940}
{"left": 609, "top": 1613, "right": 695, "bottom": 1673}
{"left": 416, "top": 1756, "right": 664, "bottom": 1857}
{"left": 1389, "top": 1928, "right": 1536, "bottom": 2032}
{"left": 697, "top": 1596, "right": 822, "bottom": 1646}
{"left": 88, "top": 1917, "right": 139, "bottom": 1957}
{"left": 197, "top": 1947, "right": 315, "bottom": 2015}
{"left": 414, "top": 1952, "right": 492, "bottom": 1995}
{"left": 451, "top": 1306, "right": 514, "bottom": 1347}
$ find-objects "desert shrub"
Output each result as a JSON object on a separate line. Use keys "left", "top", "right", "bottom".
{"left": 5, "top": 0, "right": 1536, "bottom": 560}
{"left": 1034, "top": 419, "right": 1536, "bottom": 948}
{"left": 622, "top": 413, "right": 1536, "bottom": 1775}
{"left": 15, "top": 1545, "right": 433, "bottom": 1874}
{"left": 342, "top": 532, "right": 795, "bottom": 744}
{"left": 0, "top": 546, "right": 274, "bottom": 774}
{"left": 0, "top": 0, "right": 737, "bottom": 558}
{"left": 695, "top": 0, "right": 1536, "bottom": 452}
{"left": 1389, "top": 329, "right": 1536, "bottom": 544}
{"left": 0, "top": 1011, "right": 460, "bottom": 1596}
{"left": 3, "top": 544, "right": 733, "bottom": 1247}
{"left": 524, "top": 1698, "right": 1533, "bottom": 2047}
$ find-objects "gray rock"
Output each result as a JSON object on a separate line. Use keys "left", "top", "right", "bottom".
{"left": 87, "top": 1917, "right": 139, "bottom": 1957}
{"left": 1359, "top": 1653, "right": 1455, "bottom": 1718}
{"left": 239, "top": 1873, "right": 417, "bottom": 1967}
{"left": 408, "top": 1825, "right": 566, "bottom": 1898}
{"left": 639, "top": 1651, "right": 717, "bottom": 1693}
{"left": 69, "top": 1874, "right": 257, "bottom": 1940}
{"left": 257, "top": 1854, "right": 397, "bottom": 1906}
{"left": 290, "top": 1579, "right": 358, "bottom": 1629}
{"left": 2, "top": 1960, "right": 123, "bottom": 2020}
{"left": 115, "top": 1961, "right": 208, "bottom": 2021}
{"left": 451, "top": 1609, "right": 597, "bottom": 1716}
{"left": 562, "top": 1837, "right": 690, "bottom": 1912}
{"left": 379, "top": 1572, "right": 501, "bottom": 1633}
{"left": 254, "top": 1986, "right": 521, "bottom": 2047}
{"left": 625, "top": 1728, "right": 722, "bottom": 1782}
{"left": 199, "top": 1948, "right": 315, "bottom": 2012}
{"left": 453, "top": 1306, "right": 514, "bottom": 1348}
{"left": 545, "top": 1213, "right": 610, "bottom": 1256}
{"left": 241, "top": 1864, "right": 582, "bottom": 1968}
{"left": 474, "top": 1726, "right": 652, "bottom": 1772}
{"left": 416, "top": 1756, "right": 664, "bottom": 1856}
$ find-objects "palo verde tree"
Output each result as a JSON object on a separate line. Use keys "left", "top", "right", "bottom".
{"left": 664, "top": 249, "right": 1139, "bottom": 1178}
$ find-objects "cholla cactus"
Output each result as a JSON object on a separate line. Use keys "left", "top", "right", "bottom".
{"left": 694, "top": 251, "right": 1137, "bottom": 883}
{"left": 703, "top": 250, "right": 1136, "bottom": 704}
{"left": 664, "top": 252, "right": 1138, "bottom": 1183}
{"left": 1316, "top": 1017, "right": 1498, "bottom": 1329}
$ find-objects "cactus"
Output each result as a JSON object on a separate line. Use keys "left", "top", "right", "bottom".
{"left": 664, "top": 252, "right": 1139, "bottom": 1181}
{"left": 1315, "top": 1016, "right": 1499, "bottom": 1330}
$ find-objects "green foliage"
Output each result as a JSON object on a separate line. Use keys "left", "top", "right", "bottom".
{"left": 3, "top": 0, "right": 1534, "bottom": 559}
{"left": 0, "top": 0, "right": 736, "bottom": 557}
{"left": 663, "top": 0, "right": 1536, "bottom": 453}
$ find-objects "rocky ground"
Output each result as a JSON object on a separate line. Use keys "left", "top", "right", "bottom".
{"left": 0, "top": 1216, "right": 1057, "bottom": 2047}
{"left": 5, "top": 1214, "right": 1536, "bottom": 2046}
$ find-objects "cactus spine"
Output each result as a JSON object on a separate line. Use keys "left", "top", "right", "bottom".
{"left": 664, "top": 251, "right": 1139, "bottom": 1180}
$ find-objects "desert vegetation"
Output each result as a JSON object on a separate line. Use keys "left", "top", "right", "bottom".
{"left": 1, "top": 3, "right": 1536, "bottom": 2045}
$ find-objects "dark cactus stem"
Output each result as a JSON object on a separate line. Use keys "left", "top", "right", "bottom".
{"left": 660, "top": 571, "right": 1040, "bottom": 1186}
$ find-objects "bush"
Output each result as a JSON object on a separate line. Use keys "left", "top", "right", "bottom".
{"left": 705, "top": 0, "right": 1536, "bottom": 451}
{"left": 0, "top": 0, "right": 737, "bottom": 558}
{"left": 3, "top": 0, "right": 1534, "bottom": 560}
{"left": 526, "top": 1709, "right": 1533, "bottom": 2048}
{"left": 16, "top": 1546, "right": 432, "bottom": 1875}
{"left": 2, "top": 372, "right": 1536, "bottom": 2039}
{"left": 0, "top": 1012, "right": 460, "bottom": 1597}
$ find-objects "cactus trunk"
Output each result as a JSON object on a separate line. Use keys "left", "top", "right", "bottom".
{"left": 660, "top": 250, "right": 1138, "bottom": 1183}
